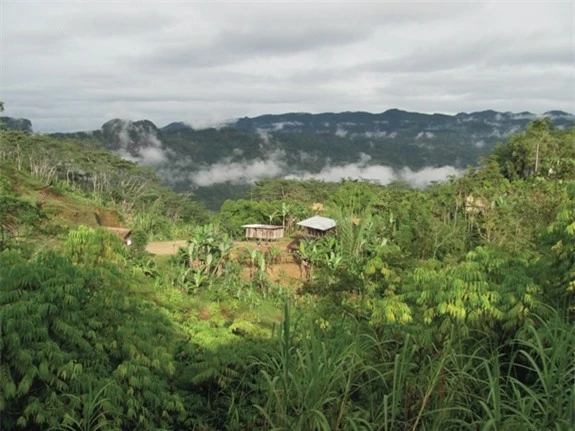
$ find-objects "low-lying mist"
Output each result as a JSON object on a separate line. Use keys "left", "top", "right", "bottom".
{"left": 181, "top": 151, "right": 461, "bottom": 188}
{"left": 111, "top": 128, "right": 461, "bottom": 192}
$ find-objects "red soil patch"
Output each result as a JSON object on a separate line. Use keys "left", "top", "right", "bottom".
{"left": 198, "top": 307, "right": 212, "bottom": 321}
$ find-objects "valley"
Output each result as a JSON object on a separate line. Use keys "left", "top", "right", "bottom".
{"left": 1, "top": 115, "right": 574, "bottom": 430}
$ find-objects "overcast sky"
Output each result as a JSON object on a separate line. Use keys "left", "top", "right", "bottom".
{"left": 1, "top": 0, "right": 573, "bottom": 132}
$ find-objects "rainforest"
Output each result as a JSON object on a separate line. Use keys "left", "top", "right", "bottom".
{"left": 1, "top": 117, "right": 574, "bottom": 430}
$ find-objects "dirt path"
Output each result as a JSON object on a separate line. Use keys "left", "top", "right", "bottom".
{"left": 146, "top": 240, "right": 187, "bottom": 255}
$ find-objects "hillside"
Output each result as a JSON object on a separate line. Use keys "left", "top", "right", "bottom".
{"left": 0, "top": 130, "right": 208, "bottom": 246}
{"left": 41, "top": 109, "right": 573, "bottom": 208}
{"left": 1, "top": 121, "right": 574, "bottom": 430}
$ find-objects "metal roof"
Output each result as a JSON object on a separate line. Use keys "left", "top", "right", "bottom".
{"left": 241, "top": 224, "right": 283, "bottom": 229}
{"left": 296, "top": 216, "right": 336, "bottom": 231}
{"left": 103, "top": 227, "right": 132, "bottom": 238}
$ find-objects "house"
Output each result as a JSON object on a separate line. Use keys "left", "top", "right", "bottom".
{"left": 104, "top": 227, "right": 132, "bottom": 246}
{"left": 296, "top": 216, "right": 336, "bottom": 237}
{"left": 241, "top": 224, "right": 284, "bottom": 241}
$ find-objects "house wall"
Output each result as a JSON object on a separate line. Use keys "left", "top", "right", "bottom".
{"left": 304, "top": 227, "right": 334, "bottom": 237}
{"left": 245, "top": 227, "right": 284, "bottom": 240}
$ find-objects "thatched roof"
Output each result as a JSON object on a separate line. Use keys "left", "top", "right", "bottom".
{"left": 297, "top": 216, "right": 336, "bottom": 231}
{"left": 104, "top": 227, "right": 132, "bottom": 239}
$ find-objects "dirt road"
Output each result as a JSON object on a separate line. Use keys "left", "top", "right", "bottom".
{"left": 146, "top": 240, "right": 187, "bottom": 255}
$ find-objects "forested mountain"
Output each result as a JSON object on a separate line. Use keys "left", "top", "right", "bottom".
{"left": 0, "top": 116, "right": 33, "bottom": 132}
{"left": 1, "top": 120, "right": 574, "bottom": 430}
{"left": 43, "top": 109, "right": 574, "bottom": 208}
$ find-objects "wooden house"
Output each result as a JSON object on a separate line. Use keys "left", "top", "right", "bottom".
{"left": 104, "top": 227, "right": 133, "bottom": 246}
{"left": 296, "top": 216, "right": 336, "bottom": 237}
{"left": 242, "top": 224, "right": 284, "bottom": 241}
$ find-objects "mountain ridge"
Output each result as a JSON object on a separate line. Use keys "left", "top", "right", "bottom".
{"left": 5, "top": 108, "right": 573, "bottom": 209}
{"left": 3, "top": 108, "right": 573, "bottom": 134}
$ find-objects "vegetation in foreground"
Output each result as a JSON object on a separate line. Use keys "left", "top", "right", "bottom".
{"left": 1, "top": 119, "right": 574, "bottom": 430}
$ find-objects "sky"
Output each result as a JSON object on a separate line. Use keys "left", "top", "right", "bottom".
{"left": 1, "top": 0, "right": 574, "bottom": 132}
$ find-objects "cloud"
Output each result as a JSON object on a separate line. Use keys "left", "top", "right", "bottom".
{"left": 189, "top": 150, "right": 287, "bottom": 186}
{"left": 286, "top": 153, "right": 460, "bottom": 187}
{"left": 141, "top": 25, "right": 374, "bottom": 69}
{"left": 416, "top": 131, "right": 435, "bottom": 139}
{"left": 2, "top": 2, "right": 572, "bottom": 132}
{"left": 173, "top": 149, "right": 459, "bottom": 189}
{"left": 335, "top": 126, "right": 348, "bottom": 137}
{"left": 184, "top": 118, "right": 233, "bottom": 130}
{"left": 110, "top": 120, "right": 170, "bottom": 166}
{"left": 397, "top": 166, "right": 460, "bottom": 188}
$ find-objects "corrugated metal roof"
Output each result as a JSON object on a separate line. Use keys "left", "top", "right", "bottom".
{"left": 296, "top": 216, "right": 336, "bottom": 231}
{"left": 242, "top": 224, "right": 283, "bottom": 229}
{"left": 104, "top": 227, "right": 132, "bottom": 238}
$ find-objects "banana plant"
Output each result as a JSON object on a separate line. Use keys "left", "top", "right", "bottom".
{"left": 191, "top": 270, "right": 208, "bottom": 291}
{"left": 267, "top": 246, "right": 282, "bottom": 268}
{"left": 211, "top": 235, "right": 234, "bottom": 277}
{"left": 325, "top": 250, "right": 344, "bottom": 272}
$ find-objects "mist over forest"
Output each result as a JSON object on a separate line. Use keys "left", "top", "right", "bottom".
{"left": 39, "top": 108, "right": 574, "bottom": 208}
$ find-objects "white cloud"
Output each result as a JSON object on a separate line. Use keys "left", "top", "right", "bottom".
{"left": 287, "top": 152, "right": 460, "bottom": 187}
{"left": 397, "top": 166, "right": 460, "bottom": 188}
{"left": 271, "top": 121, "right": 303, "bottom": 131}
{"left": 363, "top": 130, "right": 387, "bottom": 138}
{"left": 335, "top": 126, "right": 348, "bottom": 137}
{"left": 189, "top": 150, "right": 287, "bottom": 186}
{"left": 178, "top": 148, "right": 459, "bottom": 189}
{"left": 416, "top": 131, "right": 435, "bottom": 139}
{"left": 111, "top": 119, "right": 169, "bottom": 166}
{"left": 185, "top": 118, "right": 233, "bottom": 130}
{"left": 1, "top": 2, "right": 572, "bottom": 132}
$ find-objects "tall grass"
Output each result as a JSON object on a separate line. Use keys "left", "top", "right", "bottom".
{"left": 248, "top": 305, "right": 574, "bottom": 430}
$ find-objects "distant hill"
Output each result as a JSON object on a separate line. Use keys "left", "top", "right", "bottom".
{"left": 1, "top": 116, "right": 33, "bottom": 132}
{"left": 234, "top": 109, "right": 574, "bottom": 135}
{"left": 48, "top": 109, "right": 574, "bottom": 208}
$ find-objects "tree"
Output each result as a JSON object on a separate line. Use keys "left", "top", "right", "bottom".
{"left": 0, "top": 175, "right": 44, "bottom": 251}
{"left": 404, "top": 245, "right": 542, "bottom": 337}
{"left": 492, "top": 120, "right": 574, "bottom": 180}
{"left": 0, "top": 251, "right": 186, "bottom": 430}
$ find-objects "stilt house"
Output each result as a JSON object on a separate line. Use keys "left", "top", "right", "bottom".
{"left": 296, "top": 216, "right": 336, "bottom": 237}
{"left": 242, "top": 224, "right": 284, "bottom": 241}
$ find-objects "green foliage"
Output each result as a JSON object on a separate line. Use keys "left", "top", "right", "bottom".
{"left": 128, "top": 229, "right": 148, "bottom": 257}
{"left": 1, "top": 120, "right": 574, "bottom": 430}
{"left": 64, "top": 226, "right": 126, "bottom": 266}
{"left": 176, "top": 223, "right": 236, "bottom": 292}
{"left": 492, "top": 120, "right": 575, "bottom": 180}
{"left": 0, "top": 130, "right": 208, "bottom": 239}
{"left": 253, "top": 305, "right": 371, "bottom": 431}
{"left": 539, "top": 181, "right": 575, "bottom": 311}
{"left": 0, "top": 174, "right": 45, "bottom": 251}
{"left": 218, "top": 198, "right": 308, "bottom": 237}
{"left": 404, "top": 246, "right": 543, "bottom": 336}
{"left": 0, "top": 251, "right": 186, "bottom": 430}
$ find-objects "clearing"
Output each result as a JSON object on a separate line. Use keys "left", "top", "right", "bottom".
{"left": 146, "top": 237, "right": 304, "bottom": 283}
{"left": 146, "top": 240, "right": 188, "bottom": 255}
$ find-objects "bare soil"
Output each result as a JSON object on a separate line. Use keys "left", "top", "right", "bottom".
{"left": 146, "top": 240, "right": 188, "bottom": 255}
{"left": 147, "top": 237, "right": 305, "bottom": 283}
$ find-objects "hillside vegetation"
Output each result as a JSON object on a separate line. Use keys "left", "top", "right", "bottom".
{"left": 43, "top": 109, "right": 574, "bottom": 208}
{"left": 0, "top": 120, "right": 574, "bottom": 430}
